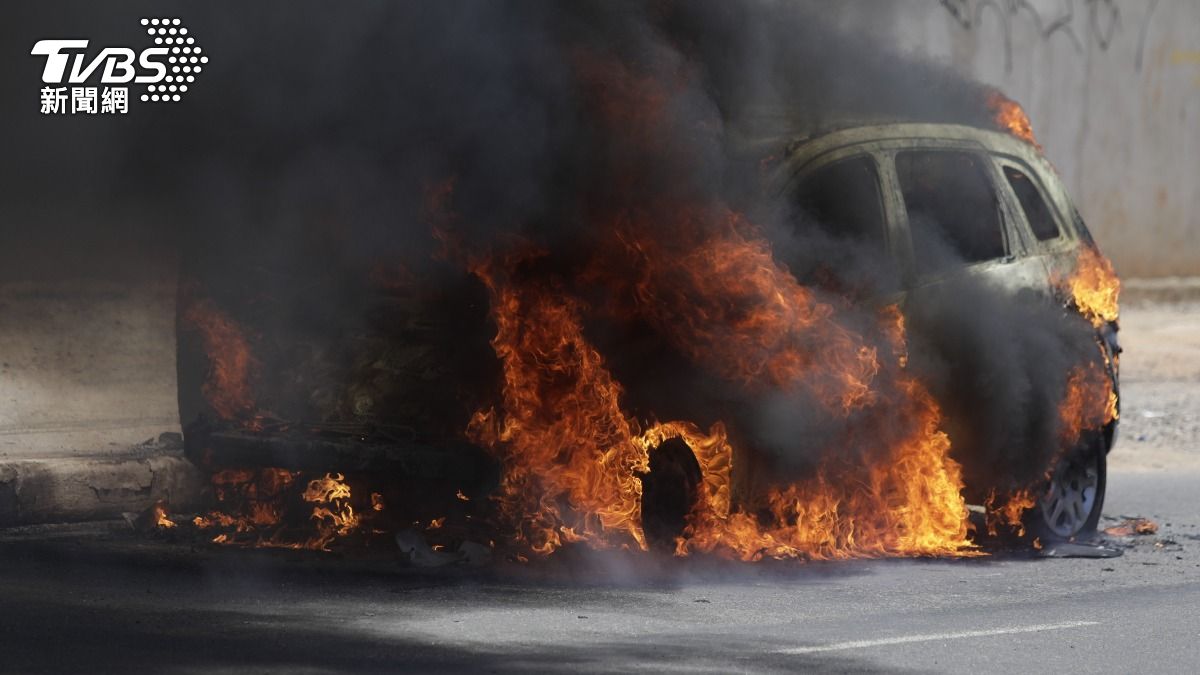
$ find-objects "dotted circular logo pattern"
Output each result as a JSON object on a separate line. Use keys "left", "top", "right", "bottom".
{"left": 139, "top": 17, "right": 207, "bottom": 104}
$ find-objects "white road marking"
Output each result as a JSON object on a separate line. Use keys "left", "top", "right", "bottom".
{"left": 778, "top": 620, "right": 1100, "bottom": 654}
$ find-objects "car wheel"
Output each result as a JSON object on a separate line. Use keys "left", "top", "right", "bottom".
{"left": 640, "top": 437, "right": 702, "bottom": 552}
{"left": 1035, "top": 434, "right": 1107, "bottom": 539}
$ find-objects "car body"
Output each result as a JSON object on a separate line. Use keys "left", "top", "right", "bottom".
{"left": 766, "top": 123, "right": 1118, "bottom": 537}
{"left": 771, "top": 123, "right": 1096, "bottom": 295}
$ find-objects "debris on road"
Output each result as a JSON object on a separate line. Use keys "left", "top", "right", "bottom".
{"left": 395, "top": 529, "right": 493, "bottom": 567}
{"left": 458, "top": 540, "right": 492, "bottom": 566}
{"left": 1103, "top": 517, "right": 1160, "bottom": 537}
{"left": 124, "top": 499, "right": 179, "bottom": 534}
{"left": 395, "top": 529, "right": 462, "bottom": 567}
{"left": 1036, "top": 540, "right": 1123, "bottom": 558}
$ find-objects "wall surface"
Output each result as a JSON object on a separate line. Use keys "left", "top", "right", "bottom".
{"left": 0, "top": 278, "right": 180, "bottom": 460}
{"left": 0, "top": 273, "right": 197, "bottom": 524}
{"left": 878, "top": 0, "right": 1199, "bottom": 277}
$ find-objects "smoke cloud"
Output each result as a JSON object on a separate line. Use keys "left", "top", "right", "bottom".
{"left": 4, "top": 1, "right": 1105, "bottom": 501}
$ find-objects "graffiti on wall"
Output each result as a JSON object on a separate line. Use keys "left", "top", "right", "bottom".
{"left": 939, "top": 0, "right": 1160, "bottom": 72}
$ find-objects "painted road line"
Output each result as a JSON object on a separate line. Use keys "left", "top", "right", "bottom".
{"left": 779, "top": 620, "right": 1100, "bottom": 654}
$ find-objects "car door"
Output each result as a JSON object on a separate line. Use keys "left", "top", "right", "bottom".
{"left": 887, "top": 147, "right": 1050, "bottom": 297}
{"left": 991, "top": 156, "right": 1081, "bottom": 288}
{"left": 782, "top": 147, "right": 907, "bottom": 306}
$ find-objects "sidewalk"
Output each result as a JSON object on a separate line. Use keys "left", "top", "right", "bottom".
{"left": 0, "top": 433, "right": 201, "bottom": 525}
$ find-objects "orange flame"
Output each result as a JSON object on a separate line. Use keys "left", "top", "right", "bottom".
{"left": 453, "top": 52, "right": 974, "bottom": 562}
{"left": 467, "top": 262, "right": 651, "bottom": 555}
{"left": 302, "top": 473, "right": 360, "bottom": 549}
{"left": 193, "top": 469, "right": 361, "bottom": 551}
{"left": 985, "top": 488, "right": 1036, "bottom": 537}
{"left": 623, "top": 219, "right": 972, "bottom": 560}
{"left": 994, "top": 329, "right": 1117, "bottom": 534}
{"left": 181, "top": 298, "right": 258, "bottom": 420}
{"left": 1059, "top": 361, "right": 1118, "bottom": 446}
{"left": 987, "top": 91, "right": 1041, "bottom": 150}
{"left": 1060, "top": 248, "right": 1120, "bottom": 328}
{"left": 624, "top": 213, "right": 880, "bottom": 414}
{"left": 465, "top": 223, "right": 975, "bottom": 561}
{"left": 663, "top": 380, "right": 973, "bottom": 561}
{"left": 302, "top": 472, "right": 353, "bottom": 502}
{"left": 151, "top": 499, "right": 177, "bottom": 530}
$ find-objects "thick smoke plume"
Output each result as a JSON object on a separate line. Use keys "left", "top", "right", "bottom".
{"left": 5, "top": 1, "right": 1106, "bottom": 520}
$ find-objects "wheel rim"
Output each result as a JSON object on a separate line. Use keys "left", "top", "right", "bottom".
{"left": 1040, "top": 453, "right": 1099, "bottom": 538}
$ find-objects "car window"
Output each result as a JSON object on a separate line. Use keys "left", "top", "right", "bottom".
{"left": 895, "top": 150, "right": 1005, "bottom": 275}
{"left": 1003, "top": 166, "right": 1061, "bottom": 241}
{"left": 792, "top": 155, "right": 885, "bottom": 249}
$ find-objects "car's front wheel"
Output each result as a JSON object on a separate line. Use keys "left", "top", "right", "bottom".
{"left": 1035, "top": 434, "right": 1107, "bottom": 539}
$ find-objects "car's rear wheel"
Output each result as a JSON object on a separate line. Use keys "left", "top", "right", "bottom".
{"left": 1035, "top": 434, "right": 1107, "bottom": 539}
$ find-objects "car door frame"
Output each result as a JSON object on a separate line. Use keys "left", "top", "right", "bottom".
{"left": 987, "top": 152, "right": 1083, "bottom": 288}
{"left": 774, "top": 142, "right": 909, "bottom": 292}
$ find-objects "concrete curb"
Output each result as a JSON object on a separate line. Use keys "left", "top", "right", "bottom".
{"left": 0, "top": 452, "right": 202, "bottom": 526}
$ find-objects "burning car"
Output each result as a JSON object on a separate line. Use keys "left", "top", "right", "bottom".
{"left": 775, "top": 119, "right": 1120, "bottom": 539}
{"left": 171, "top": 88, "right": 1119, "bottom": 558}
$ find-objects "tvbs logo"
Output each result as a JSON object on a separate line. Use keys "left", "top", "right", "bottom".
{"left": 31, "top": 17, "right": 206, "bottom": 114}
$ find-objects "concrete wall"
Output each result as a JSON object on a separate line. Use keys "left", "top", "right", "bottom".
{"left": 878, "top": 0, "right": 1200, "bottom": 277}
{"left": 0, "top": 278, "right": 180, "bottom": 459}
{"left": 0, "top": 272, "right": 199, "bottom": 524}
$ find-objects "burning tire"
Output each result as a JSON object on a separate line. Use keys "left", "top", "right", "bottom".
{"left": 1035, "top": 434, "right": 1107, "bottom": 539}
{"left": 640, "top": 437, "right": 702, "bottom": 552}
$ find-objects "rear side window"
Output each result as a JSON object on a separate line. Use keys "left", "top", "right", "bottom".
{"left": 1004, "top": 166, "right": 1061, "bottom": 241}
{"left": 896, "top": 151, "right": 1005, "bottom": 274}
{"left": 792, "top": 155, "right": 885, "bottom": 249}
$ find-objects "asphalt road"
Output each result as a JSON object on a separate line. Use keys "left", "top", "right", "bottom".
{"left": 0, "top": 480, "right": 1196, "bottom": 675}
{"left": 0, "top": 302, "right": 1195, "bottom": 674}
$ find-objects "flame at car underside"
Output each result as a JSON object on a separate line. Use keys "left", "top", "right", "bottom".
{"left": 465, "top": 213, "right": 977, "bottom": 561}
{"left": 455, "top": 62, "right": 1121, "bottom": 557}
{"left": 456, "top": 57, "right": 975, "bottom": 560}
{"left": 189, "top": 469, "right": 362, "bottom": 551}
{"left": 179, "top": 212, "right": 1119, "bottom": 556}
{"left": 461, "top": 233, "right": 1123, "bottom": 556}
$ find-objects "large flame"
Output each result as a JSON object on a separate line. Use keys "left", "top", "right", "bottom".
{"left": 465, "top": 218, "right": 975, "bottom": 561}
{"left": 453, "top": 53, "right": 976, "bottom": 562}
{"left": 623, "top": 217, "right": 972, "bottom": 560}
{"left": 660, "top": 381, "right": 973, "bottom": 561}
{"left": 467, "top": 258, "right": 651, "bottom": 555}
{"left": 622, "top": 212, "right": 880, "bottom": 414}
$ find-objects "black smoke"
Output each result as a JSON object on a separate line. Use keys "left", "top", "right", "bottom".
{"left": 3, "top": 1, "right": 1104, "bottom": 500}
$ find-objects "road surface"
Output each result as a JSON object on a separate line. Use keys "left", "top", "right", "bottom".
{"left": 0, "top": 301, "right": 1195, "bottom": 674}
